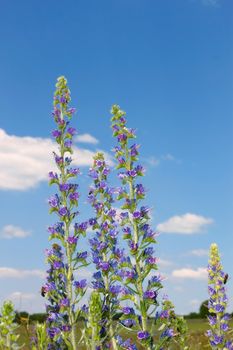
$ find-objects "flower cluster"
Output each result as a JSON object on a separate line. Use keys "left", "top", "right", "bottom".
{"left": 88, "top": 152, "right": 122, "bottom": 349}
{"left": 43, "top": 76, "right": 88, "bottom": 350}
{"left": 206, "top": 243, "right": 233, "bottom": 349}
{"left": 111, "top": 105, "right": 177, "bottom": 349}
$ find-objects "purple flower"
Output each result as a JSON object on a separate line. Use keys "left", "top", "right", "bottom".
{"left": 130, "top": 144, "right": 139, "bottom": 157}
{"left": 49, "top": 171, "right": 58, "bottom": 180}
{"left": 121, "top": 319, "right": 136, "bottom": 328}
{"left": 62, "top": 325, "right": 71, "bottom": 332}
{"left": 74, "top": 279, "right": 87, "bottom": 290}
{"left": 144, "top": 290, "right": 157, "bottom": 300}
{"left": 133, "top": 211, "right": 141, "bottom": 219}
{"left": 161, "top": 328, "right": 174, "bottom": 338}
{"left": 149, "top": 275, "right": 163, "bottom": 284}
{"left": 59, "top": 183, "right": 70, "bottom": 192}
{"left": 92, "top": 280, "right": 105, "bottom": 290}
{"left": 58, "top": 206, "right": 68, "bottom": 217}
{"left": 127, "top": 170, "right": 137, "bottom": 178}
{"left": 215, "top": 304, "right": 225, "bottom": 313}
{"left": 54, "top": 153, "right": 63, "bottom": 165}
{"left": 221, "top": 323, "right": 228, "bottom": 331}
{"left": 137, "top": 331, "right": 150, "bottom": 340}
{"left": 109, "top": 284, "right": 121, "bottom": 294}
{"left": 69, "top": 192, "right": 79, "bottom": 201}
{"left": 65, "top": 140, "right": 73, "bottom": 148}
{"left": 129, "top": 241, "right": 138, "bottom": 252}
{"left": 117, "top": 133, "right": 127, "bottom": 142}
{"left": 124, "top": 270, "right": 137, "bottom": 280}
{"left": 210, "top": 335, "right": 224, "bottom": 345}
{"left": 67, "top": 236, "right": 77, "bottom": 245}
{"left": 60, "top": 96, "right": 67, "bottom": 104}
{"left": 122, "top": 307, "right": 135, "bottom": 315}
{"left": 135, "top": 184, "right": 145, "bottom": 196}
{"left": 146, "top": 256, "right": 157, "bottom": 265}
{"left": 67, "top": 107, "right": 76, "bottom": 115}
{"left": 52, "top": 130, "right": 62, "bottom": 138}
{"left": 160, "top": 310, "right": 169, "bottom": 319}
{"left": 135, "top": 164, "right": 145, "bottom": 175}
{"left": 48, "top": 195, "right": 59, "bottom": 208}
{"left": 89, "top": 168, "right": 98, "bottom": 179}
{"left": 60, "top": 298, "right": 70, "bottom": 307}
{"left": 67, "top": 167, "right": 80, "bottom": 176}
{"left": 98, "top": 261, "right": 110, "bottom": 271}
{"left": 53, "top": 261, "right": 63, "bottom": 269}
{"left": 89, "top": 217, "right": 97, "bottom": 226}
{"left": 76, "top": 251, "right": 88, "bottom": 259}
{"left": 208, "top": 316, "right": 217, "bottom": 326}
{"left": 47, "top": 327, "right": 60, "bottom": 339}
{"left": 66, "top": 127, "right": 76, "bottom": 136}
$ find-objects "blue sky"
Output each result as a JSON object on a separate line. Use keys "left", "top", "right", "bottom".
{"left": 0, "top": 0, "right": 232, "bottom": 314}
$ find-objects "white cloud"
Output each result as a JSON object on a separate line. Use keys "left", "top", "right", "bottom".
{"left": 146, "top": 157, "right": 160, "bottom": 167}
{"left": 9, "top": 291, "right": 37, "bottom": 301}
{"left": 189, "top": 249, "right": 209, "bottom": 257}
{"left": 0, "top": 225, "right": 31, "bottom": 239}
{"left": 202, "top": 0, "right": 220, "bottom": 6}
{"left": 158, "top": 259, "right": 173, "bottom": 267}
{"left": 172, "top": 267, "right": 207, "bottom": 280}
{"left": 146, "top": 153, "right": 181, "bottom": 167}
{"left": 0, "top": 128, "right": 112, "bottom": 190}
{"left": 190, "top": 299, "right": 200, "bottom": 306}
{"left": 157, "top": 213, "right": 213, "bottom": 234}
{"left": 5, "top": 292, "right": 45, "bottom": 313}
{"left": 161, "top": 153, "right": 175, "bottom": 161}
{"left": 75, "top": 133, "right": 99, "bottom": 145}
{"left": 0, "top": 267, "right": 45, "bottom": 279}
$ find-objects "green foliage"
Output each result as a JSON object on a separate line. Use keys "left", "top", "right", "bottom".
{"left": 29, "top": 314, "right": 46, "bottom": 324}
{"left": 199, "top": 300, "right": 209, "bottom": 319}
{"left": 14, "top": 311, "right": 29, "bottom": 324}
{"left": 0, "top": 300, "right": 23, "bottom": 350}
{"left": 31, "top": 322, "right": 49, "bottom": 350}
{"left": 84, "top": 291, "right": 104, "bottom": 349}
{"left": 184, "top": 312, "right": 200, "bottom": 319}
{"left": 157, "top": 298, "right": 189, "bottom": 350}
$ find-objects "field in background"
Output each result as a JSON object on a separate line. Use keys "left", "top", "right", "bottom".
{"left": 18, "top": 319, "right": 233, "bottom": 349}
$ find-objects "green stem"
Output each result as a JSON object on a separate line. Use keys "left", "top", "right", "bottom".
{"left": 91, "top": 325, "right": 96, "bottom": 350}
{"left": 104, "top": 275, "right": 118, "bottom": 350}
{"left": 60, "top": 116, "right": 77, "bottom": 350}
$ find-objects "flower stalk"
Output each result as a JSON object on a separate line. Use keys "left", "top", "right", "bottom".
{"left": 111, "top": 105, "right": 175, "bottom": 350}
{"left": 43, "top": 76, "right": 88, "bottom": 349}
{"left": 88, "top": 152, "right": 121, "bottom": 349}
{"left": 206, "top": 243, "right": 233, "bottom": 349}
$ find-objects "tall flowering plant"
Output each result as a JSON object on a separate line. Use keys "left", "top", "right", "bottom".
{"left": 111, "top": 105, "right": 177, "bottom": 350}
{"left": 87, "top": 152, "right": 121, "bottom": 349}
{"left": 206, "top": 243, "right": 233, "bottom": 349}
{"left": 43, "top": 76, "right": 88, "bottom": 349}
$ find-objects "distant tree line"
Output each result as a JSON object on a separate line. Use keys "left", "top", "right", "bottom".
{"left": 184, "top": 300, "right": 233, "bottom": 319}
{"left": 13, "top": 301, "right": 232, "bottom": 324}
